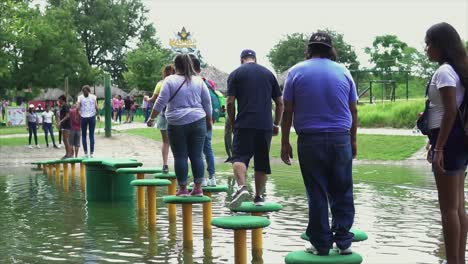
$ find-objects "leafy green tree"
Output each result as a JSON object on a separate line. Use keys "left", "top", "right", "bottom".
{"left": 268, "top": 30, "right": 359, "bottom": 74}
{"left": 124, "top": 42, "right": 172, "bottom": 91}
{"left": 365, "top": 35, "right": 409, "bottom": 71}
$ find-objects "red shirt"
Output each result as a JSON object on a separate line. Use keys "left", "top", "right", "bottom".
{"left": 70, "top": 108, "right": 81, "bottom": 131}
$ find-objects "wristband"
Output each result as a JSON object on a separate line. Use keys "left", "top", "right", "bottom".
{"left": 273, "top": 124, "right": 279, "bottom": 128}
{"left": 434, "top": 148, "right": 444, "bottom": 152}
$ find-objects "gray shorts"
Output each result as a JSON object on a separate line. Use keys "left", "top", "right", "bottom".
{"left": 69, "top": 130, "right": 81, "bottom": 147}
{"left": 156, "top": 114, "right": 168, "bottom": 130}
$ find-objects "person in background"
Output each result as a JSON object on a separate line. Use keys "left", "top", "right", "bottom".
{"left": 129, "top": 96, "right": 137, "bottom": 123}
{"left": 149, "top": 64, "right": 176, "bottom": 174}
{"left": 143, "top": 93, "right": 151, "bottom": 123}
{"left": 54, "top": 101, "right": 62, "bottom": 148}
{"left": 124, "top": 96, "right": 133, "bottom": 123}
{"left": 190, "top": 54, "right": 217, "bottom": 186}
{"left": 227, "top": 49, "right": 283, "bottom": 208}
{"left": 41, "top": 105, "right": 58, "bottom": 148}
{"left": 112, "top": 95, "right": 121, "bottom": 123}
{"left": 281, "top": 32, "right": 358, "bottom": 256}
{"left": 147, "top": 54, "right": 212, "bottom": 197}
{"left": 0, "top": 99, "right": 4, "bottom": 120}
{"left": 26, "top": 104, "right": 40, "bottom": 149}
{"left": 77, "top": 85, "right": 99, "bottom": 158}
{"left": 57, "top": 95, "right": 72, "bottom": 159}
{"left": 69, "top": 104, "right": 81, "bottom": 158}
{"left": 425, "top": 22, "right": 468, "bottom": 264}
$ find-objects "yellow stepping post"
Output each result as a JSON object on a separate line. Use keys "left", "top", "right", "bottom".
{"left": 232, "top": 202, "right": 283, "bottom": 258}
{"left": 154, "top": 172, "right": 177, "bottom": 222}
{"left": 130, "top": 179, "right": 171, "bottom": 228}
{"left": 212, "top": 216, "right": 271, "bottom": 264}
{"left": 188, "top": 185, "right": 229, "bottom": 239}
{"left": 163, "top": 195, "right": 211, "bottom": 248}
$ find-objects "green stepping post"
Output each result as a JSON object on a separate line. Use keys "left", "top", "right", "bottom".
{"left": 117, "top": 167, "right": 163, "bottom": 212}
{"left": 285, "top": 250, "right": 363, "bottom": 264}
{"left": 188, "top": 185, "right": 229, "bottom": 239}
{"left": 163, "top": 195, "right": 211, "bottom": 248}
{"left": 300, "top": 228, "right": 368, "bottom": 242}
{"left": 84, "top": 158, "right": 142, "bottom": 202}
{"left": 130, "top": 179, "right": 171, "bottom": 228}
{"left": 231, "top": 201, "right": 283, "bottom": 259}
{"left": 212, "top": 216, "right": 270, "bottom": 264}
{"left": 154, "top": 172, "right": 177, "bottom": 222}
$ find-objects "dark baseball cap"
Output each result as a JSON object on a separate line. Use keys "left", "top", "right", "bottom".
{"left": 240, "top": 49, "right": 256, "bottom": 58}
{"left": 308, "top": 32, "right": 333, "bottom": 48}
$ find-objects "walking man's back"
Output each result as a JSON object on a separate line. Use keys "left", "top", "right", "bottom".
{"left": 227, "top": 49, "right": 283, "bottom": 208}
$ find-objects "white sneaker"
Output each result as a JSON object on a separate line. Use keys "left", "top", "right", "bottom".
{"left": 58, "top": 144, "right": 62, "bottom": 149}
{"left": 304, "top": 243, "right": 320, "bottom": 255}
{"left": 28, "top": 145, "right": 33, "bottom": 149}
{"left": 36, "top": 145, "right": 40, "bottom": 149}
{"left": 83, "top": 154, "right": 89, "bottom": 159}
{"left": 337, "top": 246, "right": 352, "bottom": 255}
{"left": 207, "top": 177, "right": 216, "bottom": 186}
{"left": 90, "top": 154, "right": 94, "bottom": 158}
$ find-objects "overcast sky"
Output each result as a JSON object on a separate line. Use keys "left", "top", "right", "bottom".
{"left": 35, "top": 0, "right": 467, "bottom": 74}
{"left": 143, "top": 0, "right": 467, "bottom": 73}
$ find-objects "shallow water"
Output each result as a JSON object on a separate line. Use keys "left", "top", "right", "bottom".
{"left": 0, "top": 164, "right": 466, "bottom": 263}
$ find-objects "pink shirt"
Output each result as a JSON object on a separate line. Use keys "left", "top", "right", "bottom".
{"left": 70, "top": 108, "right": 81, "bottom": 131}
{"left": 112, "top": 98, "right": 120, "bottom": 109}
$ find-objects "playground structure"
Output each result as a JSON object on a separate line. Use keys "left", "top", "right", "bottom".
{"left": 352, "top": 70, "right": 410, "bottom": 103}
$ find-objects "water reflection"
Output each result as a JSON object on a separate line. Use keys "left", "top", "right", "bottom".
{"left": 0, "top": 164, "right": 466, "bottom": 263}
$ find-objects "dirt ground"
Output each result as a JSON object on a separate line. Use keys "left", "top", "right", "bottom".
{"left": 0, "top": 134, "right": 170, "bottom": 168}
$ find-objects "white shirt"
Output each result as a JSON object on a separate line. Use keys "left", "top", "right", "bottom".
{"left": 41, "top": 111, "right": 54, "bottom": 123}
{"left": 78, "top": 94, "right": 97, "bottom": 118}
{"left": 428, "top": 64, "right": 465, "bottom": 129}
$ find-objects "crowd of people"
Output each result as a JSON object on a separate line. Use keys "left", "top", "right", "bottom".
{"left": 145, "top": 23, "right": 466, "bottom": 264}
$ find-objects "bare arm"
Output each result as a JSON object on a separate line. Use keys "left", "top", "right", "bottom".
{"left": 349, "top": 101, "right": 358, "bottom": 158}
{"left": 436, "top": 87, "right": 458, "bottom": 149}
{"left": 280, "top": 101, "right": 294, "bottom": 165}
{"left": 227, "top": 96, "right": 236, "bottom": 127}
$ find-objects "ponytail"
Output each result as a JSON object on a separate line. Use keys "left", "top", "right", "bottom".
{"left": 174, "top": 54, "right": 196, "bottom": 81}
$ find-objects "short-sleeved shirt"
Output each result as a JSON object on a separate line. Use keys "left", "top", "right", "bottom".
{"left": 153, "top": 81, "right": 163, "bottom": 95}
{"left": 428, "top": 64, "right": 465, "bottom": 129}
{"left": 283, "top": 58, "right": 358, "bottom": 133}
{"left": 227, "top": 63, "right": 281, "bottom": 130}
{"left": 27, "top": 112, "right": 38, "bottom": 123}
{"left": 59, "top": 104, "right": 71, "bottom": 129}
{"left": 124, "top": 98, "right": 133, "bottom": 110}
{"left": 42, "top": 111, "right": 54, "bottom": 123}
{"left": 77, "top": 94, "right": 97, "bottom": 118}
{"left": 69, "top": 108, "right": 81, "bottom": 131}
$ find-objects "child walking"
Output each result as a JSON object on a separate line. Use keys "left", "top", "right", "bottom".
{"left": 27, "top": 104, "right": 40, "bottom": 149}
{"left": 69, "top": 105, "right": 81, "bottom": 158}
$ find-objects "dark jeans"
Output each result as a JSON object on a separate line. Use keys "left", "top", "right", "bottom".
{"left": 43, "top": 123, "right": 56, "bottom": 146}
{"left": 81, "top": 116, "right": 96, "bottom": 154}
{"left": 58, "top": 129, "right": 62, "bottom": 144}
{"left": 203, "top": 130, "right": 215, "bottom": 178}
{"left": 167, "top": 117, "right": 206, "bottom": 185}
{"left": 28, "top": 122, "right": 38, "bottom": 145}
{"left": 297, "top": 132, "right": 355, "bottom": 254}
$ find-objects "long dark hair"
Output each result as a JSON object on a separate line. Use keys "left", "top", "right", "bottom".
{"left": 426, "top": 22, "right": 468, "bottom": 94}
{"left": 174, "top": 54, "right": 196, "bottom": 80}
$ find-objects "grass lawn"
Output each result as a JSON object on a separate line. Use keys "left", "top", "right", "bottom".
{"left": 125, "top": 128, "right": 425, "bottom": 161}
{"left": 0, "top": 125, "right": 28, "bottom": 135}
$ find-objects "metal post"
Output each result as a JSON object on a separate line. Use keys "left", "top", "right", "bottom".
{"left": 104, "top": 75, "right": 112, "bottom": 137}
{"left": 370, "top": 81, "right": 373, "bottom": 104}
{"left": 406, "top": 72, "right": 409, "bottom": 101}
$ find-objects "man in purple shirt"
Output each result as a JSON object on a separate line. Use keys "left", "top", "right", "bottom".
{"left": 281, "top": 32, "right": 358, "bottom": 256}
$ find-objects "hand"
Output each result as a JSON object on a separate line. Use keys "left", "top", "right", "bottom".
{"left": 273, "top": 125, "right": 279, "bottom": 136}
{"left": 206, "top": 119, "right": 213, "bottom": 131}
{"left": 426, "top": 149, "right": 433, "bottom": 163}
{"left": 97, "top": 115, "right": 101, "bottom": 121}
{"left": 433, "top": 150, "right": 445, "bottom": 174}
{"left": 351, "top": 140, "right": 357, "bottom": 159}
{"left": 147, "top": 119, "right": 155, "bottom": 127}
{"left": 281, "top": 142, "right": 293, "bottom": 165}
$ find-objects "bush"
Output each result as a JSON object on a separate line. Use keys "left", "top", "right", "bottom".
{"left": 358, "top": 100, "right": 424, "bottom": 128}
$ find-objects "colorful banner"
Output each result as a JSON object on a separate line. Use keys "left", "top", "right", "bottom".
{"left": 6, "top": 107, "right": 26, "bottom": 126}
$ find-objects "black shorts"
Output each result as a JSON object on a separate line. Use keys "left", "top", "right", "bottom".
{"left": 231, "top": 128, "right": 272, "bottom": 174}
{"left": 429, "top": 122, "right": 468, "bottom": 175}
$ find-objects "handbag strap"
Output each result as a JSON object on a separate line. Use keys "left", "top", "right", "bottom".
{"left": 168, "top": 79, "right": 187, "bottom": 104}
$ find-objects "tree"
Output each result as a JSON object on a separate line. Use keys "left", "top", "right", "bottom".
{"left": 267, "top": 30, "right": 359, "bottom": 74}
{"left": 124, "top": 41, "right": 173, "bottom": 91}
{"left": 48, "top": 0, "right": 148, "bottom": 88}
{"left": 365, "top": 35, "right": 409, "bottom": 72}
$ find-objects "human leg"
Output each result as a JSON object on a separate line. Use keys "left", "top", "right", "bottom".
{"left": 81, "top": 117, "right": 89, "bottom": 155}
{"left": 28, "top": 122, "right": 33, "bottom": 145}
{"left": 187, "top": 118, "right": 207, "bottom": 188}
{"left": 43, "top": 124, "right": 49, "bottom": 146}
{"left": 203, "top": 130, "right": 216, "bottom": 179}
{"left": 298, "top": 133, "right": 333, "bottom": 255}
{"left": 167, "top": 124, "right": 189, "bottom": 187}
{"left": 88, "top": 116, "right": 96, "bottom": 154}
{"left": 62, "top": 130, "right": 71, "bottom": 157}
{"left": 457, "top": 171, "right": 466, "bottom": 264}
{"left": 253, "top": 130, "right": 272, "bottom": 197}
{"left": 32, "top": 123, "right": 38, "bottom": 145}
{"left": 161, "top": 130, "right": 170, "bottom": 167}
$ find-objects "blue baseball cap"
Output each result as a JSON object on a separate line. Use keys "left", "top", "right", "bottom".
{"left": 240, "top": 49, "right": 256, "bottom": 59}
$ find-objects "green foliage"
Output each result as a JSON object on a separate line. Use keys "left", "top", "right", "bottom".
{"left": 124, "top": 41, "right": 173, "bottom": 91}
{"left": 267, "top": 30, "right": 359, "bottom": 74}
{"left": 358, "top": 100, "right": 424, "bottom": 128}
{"left": 365, "top": 35, "right": 409, "bottom": 71}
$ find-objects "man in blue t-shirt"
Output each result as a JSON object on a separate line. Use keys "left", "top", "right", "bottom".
{"left": 281, "top": 32, "right": 358, "bottom": 256}
{"left": 227, "top": 49, "right": 284, "bottom": 208}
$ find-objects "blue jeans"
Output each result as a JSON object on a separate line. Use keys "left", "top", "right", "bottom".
{"left": 81, "top": 116, "right": 96, "bottom": 154}
{"left": 28, "top": 122, "right": 38, "bottom": 145}
{"left": 297, "top": 132, "right": 355, "bottom": 254}
{"left": 168, "top": 118, "right": 206, "bottom": 185}
{"left": 203, "top": 129, "right": 215, "bottom": 178}
{"left": 43, "top": 123, "right": 56, "bottom": 146}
